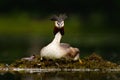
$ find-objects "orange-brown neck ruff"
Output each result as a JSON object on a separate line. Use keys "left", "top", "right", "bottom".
{"left": 53, "top": 26, "right": 64, "bottom": 35}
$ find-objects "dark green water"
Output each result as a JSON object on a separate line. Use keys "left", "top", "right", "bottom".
{"left": 0, "top": 35, "right": 120, "bottom": 64}
{"left": 0, "top": 72, "right": 120, "bottom": 80}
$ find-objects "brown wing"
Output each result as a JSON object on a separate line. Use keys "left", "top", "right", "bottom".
{"left": 60, "top": 43, "right": 80, "bottom": 60}
{"left": 60, "top": 43, "right": 70, "bottom": 48}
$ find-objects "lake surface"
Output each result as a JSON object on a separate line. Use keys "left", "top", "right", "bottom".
{"left": 0, "top": 71, "right": 120, "bottom": 80}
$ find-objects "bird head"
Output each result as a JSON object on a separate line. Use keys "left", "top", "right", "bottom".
{"left": 50, "top": 14, "right": 67, "bottom": 35}
{"left": 50, "top": 14, "right": 67, "bottom": 28}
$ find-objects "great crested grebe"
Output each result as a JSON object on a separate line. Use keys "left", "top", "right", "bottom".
{"left": 40, "top": 14, "right": 81, "bottom": 61}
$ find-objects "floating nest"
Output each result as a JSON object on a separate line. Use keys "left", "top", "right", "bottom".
{"left": 9, "top": 53, "right": 119, "bottom": 70}
{"left": 0, "top": 53, "right": 119, "bottom": 73}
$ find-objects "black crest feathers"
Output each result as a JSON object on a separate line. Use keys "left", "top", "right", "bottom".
{"left": 50, "top": 14, "right": 67, "bottom": 21}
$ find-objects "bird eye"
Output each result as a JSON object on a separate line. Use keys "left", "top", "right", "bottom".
{"left": 57, "top": 22, "right": 59, "bottom": 25}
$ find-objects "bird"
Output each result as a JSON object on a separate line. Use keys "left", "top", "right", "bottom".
{"left": 40, "top": 14, "right": 81, "bottom": 62}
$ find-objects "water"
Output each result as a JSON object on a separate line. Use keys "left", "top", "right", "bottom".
{"left": 0, "top": 71, "right": 120, "bottom": 80}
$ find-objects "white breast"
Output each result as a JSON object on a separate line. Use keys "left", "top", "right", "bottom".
{"left": 40, "top": 32, "right": 66, "bottom": 59}
{"left": 40, "top": 43, "right": 66, "bottom": 59}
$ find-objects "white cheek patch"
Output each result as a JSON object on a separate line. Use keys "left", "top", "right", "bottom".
{"left": 61, "top": 21, "right": 64, "bottom": 27}
{"left": 55, "top": 21, "right": 58, "bottom": 27}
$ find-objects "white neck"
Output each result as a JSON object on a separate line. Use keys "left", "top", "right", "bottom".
{"left": 51, "top": 32, "right": 62, "bottom": 44}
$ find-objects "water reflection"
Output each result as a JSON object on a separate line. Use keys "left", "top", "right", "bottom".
{"left": 0, "top": 72, "right": 120, "bottom": 80}
{"left": 0, "top": 72, "right": 21, "bottom": 80}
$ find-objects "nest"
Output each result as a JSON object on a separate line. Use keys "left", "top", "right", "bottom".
{"left": 9, "top": 53, "right": 119, "bottom": 70}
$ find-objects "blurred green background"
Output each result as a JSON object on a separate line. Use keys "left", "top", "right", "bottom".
{"left": 0, "top": 0, "right": 120, "bottom": 63}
